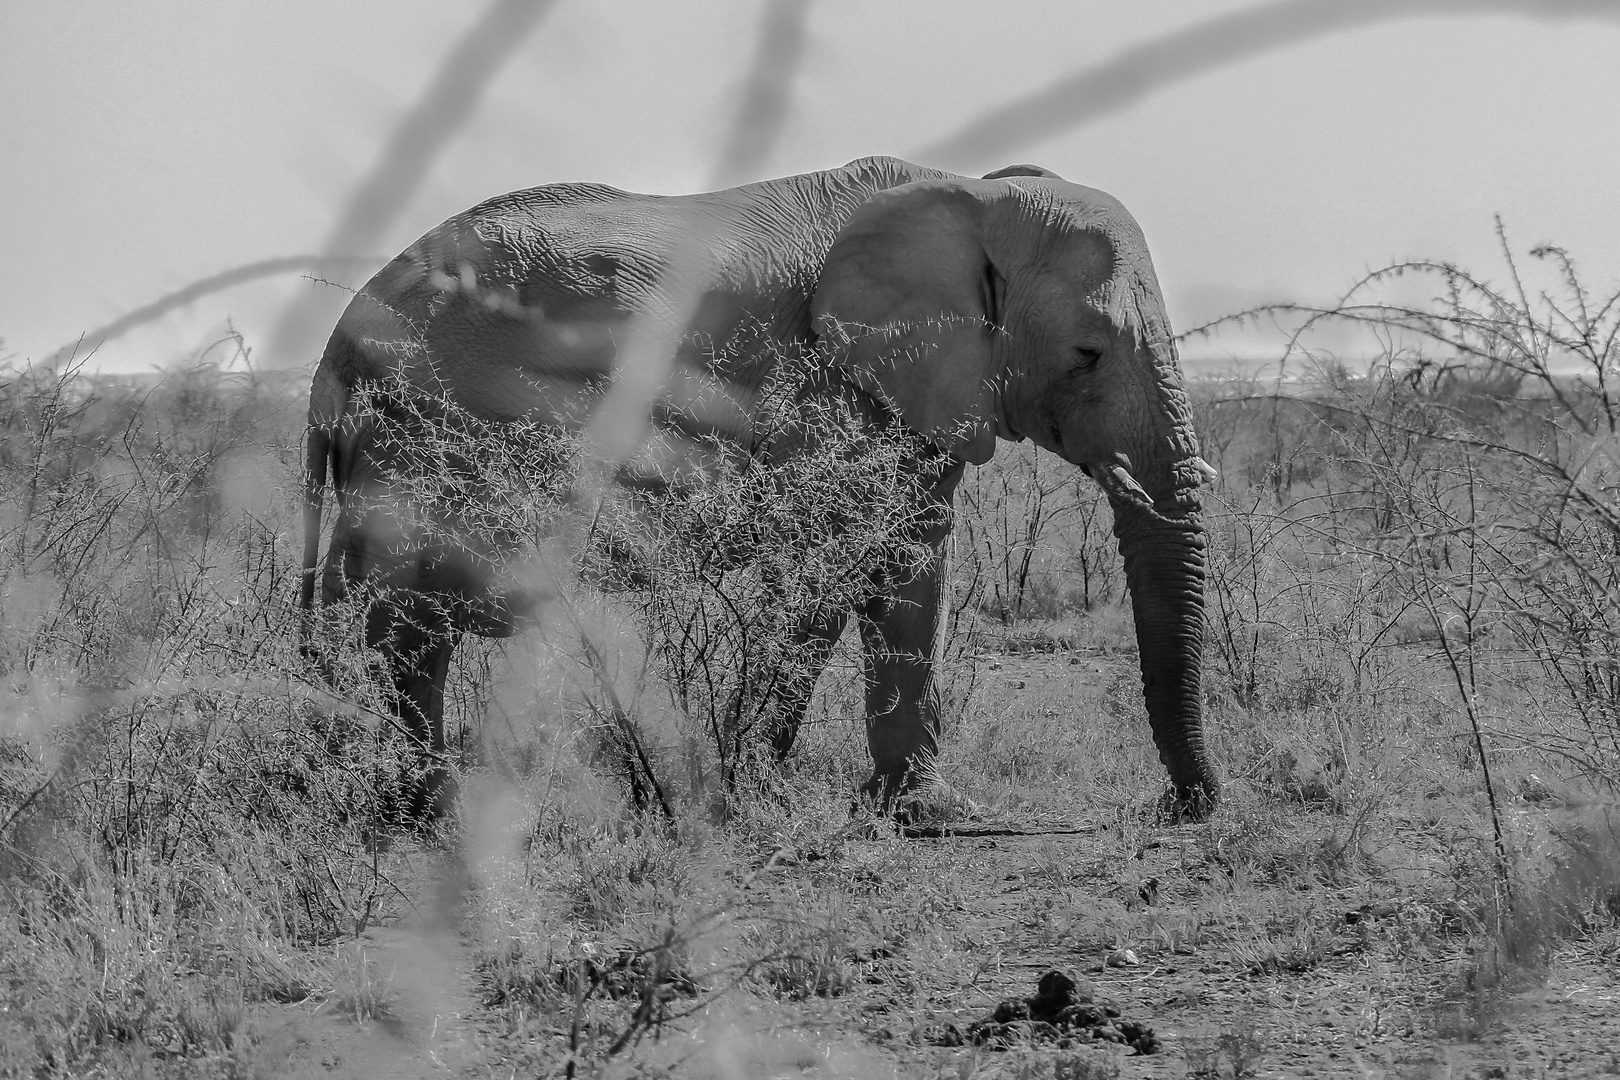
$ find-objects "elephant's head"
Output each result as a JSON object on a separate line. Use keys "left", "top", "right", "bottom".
{"left": 811, "top": 171, "right": 1218, "bottom": 818}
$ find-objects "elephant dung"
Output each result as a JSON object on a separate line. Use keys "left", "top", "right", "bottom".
{"left": 924, "top": 967, "right": 1160, "bottom": 1055}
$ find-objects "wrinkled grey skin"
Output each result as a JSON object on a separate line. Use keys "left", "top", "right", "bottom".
{"left": 302, "top": 156, "right": 1218, "bottom": 819}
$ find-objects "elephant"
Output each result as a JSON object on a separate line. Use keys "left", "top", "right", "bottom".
{"left": 300, "top": 155, "right": 1219, "bottom": 820}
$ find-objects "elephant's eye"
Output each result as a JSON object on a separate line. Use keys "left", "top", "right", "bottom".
{"left": 1075, "top": 345, "right": 1104, "bottom": 370}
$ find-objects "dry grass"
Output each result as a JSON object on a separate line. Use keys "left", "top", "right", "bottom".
{"left": 3, "top": 237, "right": 1620, "bottom": 1076}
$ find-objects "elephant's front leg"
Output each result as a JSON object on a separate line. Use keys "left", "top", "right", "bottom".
{"left": 857, "top": 542, "right": 950, "bottom": 803}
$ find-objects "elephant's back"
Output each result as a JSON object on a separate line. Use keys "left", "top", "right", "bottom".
{"left": 332, "top": 181, "right": 818, "bottom": 418}
{"left": 459, "top": 181, "right": 829, "bottom": 314}
{"left": 315, "top": 160, "right": 955, "bottom": 464}
{"left": 334, "top": 160, "right": 956, "bottom": 390}
{"left": 451, "top": 160, "right": 961, "bottom": 315}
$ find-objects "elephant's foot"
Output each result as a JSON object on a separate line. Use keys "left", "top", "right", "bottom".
{"left": 412, "top": 764, "right": 459, "bottom": 821}
{"left": 859, "top": 768, "right": 984, "bottom": 828}
{"left": 1155, "top": 781, "right": 1219, "bottom": 824}
{"left": 379, "top": 762, "right": 459, "bottom": 828}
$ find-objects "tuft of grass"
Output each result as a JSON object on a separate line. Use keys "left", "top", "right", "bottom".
{"left": 1185, "top": 1015, "right": 1266, "bottom": 1078}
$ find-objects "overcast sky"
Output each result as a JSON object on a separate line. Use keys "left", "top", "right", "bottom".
{"left": 2, "top": 0, "right": 1617, "bottom": 371}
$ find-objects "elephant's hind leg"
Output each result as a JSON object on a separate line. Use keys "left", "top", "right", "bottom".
{"left": 366, "top": 596, "right": 458, "bottom": 819}
{"left": 770, "top": 604, "right": 852, "bottom": 761}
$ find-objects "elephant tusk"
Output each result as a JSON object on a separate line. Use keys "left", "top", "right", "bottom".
{"left": 1098, "top": 462, "right": 1154, "bottom": 512}
{"left": 1192, "top": 457, "right": 1218, "bottom": 483}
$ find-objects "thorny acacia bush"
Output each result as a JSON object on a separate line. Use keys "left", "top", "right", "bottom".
{"left": 1196, "top": 235, "right": 1620, "bottom": 784}
{"left": 1190, "top": 234, "right": 1620, "bottom": 982}
{"left": 348, "top": 337, "right": 945, "bottom": 810}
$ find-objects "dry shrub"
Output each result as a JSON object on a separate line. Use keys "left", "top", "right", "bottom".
{"left": 1191, "top": 229, "right": 1620, "bottom": 1004}
{"left": 341, "top": 336, "right": 944, "bottom": 813}
{"left": 1197, "top": 229, "right": 1620, "bottom": 789}
{"left": 0, "top": 353, "right": 420, "bottom": 1073}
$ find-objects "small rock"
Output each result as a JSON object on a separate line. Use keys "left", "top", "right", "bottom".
{"left": 1106, "top": 948, "right": 1141, "bottom": 968}
{"left": 1518, "top": 774, "right": 1556, "bottom": 804}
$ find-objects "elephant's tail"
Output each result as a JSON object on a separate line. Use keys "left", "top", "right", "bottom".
{"left": 299, "top": 354, "right": 346, "bottom": 650}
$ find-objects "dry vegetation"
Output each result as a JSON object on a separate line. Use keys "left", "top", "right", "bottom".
{"left": 3, "top": 240, "right": 1620, "bottom": 1078}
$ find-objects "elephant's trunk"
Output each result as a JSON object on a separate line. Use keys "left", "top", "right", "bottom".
{"left": 1057, "top": 322, "right": 1218, "bottom": 815}
{"left": 1113, "top": 492, "right": 1218, "bottom": 820}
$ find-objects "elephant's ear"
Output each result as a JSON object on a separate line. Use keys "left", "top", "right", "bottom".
{"left": 812, "top": 181, "right": 1002, "bottom": 465}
